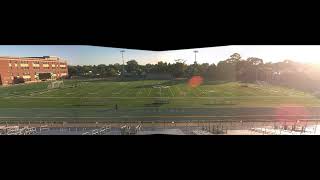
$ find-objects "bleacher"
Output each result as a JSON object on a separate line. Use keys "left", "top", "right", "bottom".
{"left": 192, "top": 129, "right": 213, "bottom": 135}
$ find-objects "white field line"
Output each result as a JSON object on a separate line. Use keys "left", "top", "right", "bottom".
{"left": 141, "top": 82, "right": 149, "bottom": 96}
{"left": 136, "top": 88, "right": 143, "bottom": 97}
{"left": 112, "top": 83, "right": 128, "bottom": 97}
{"left": 136, "top": 88, "right": 142, "bottom": 96}
{"left": 175, "top": 85, "right": 183, "bottom": 97}
{"left": 187, "top": 86, "right": 196, "bottom": 97}
{"left": 125, "top": 86, "right": 137, "bottom": 97}
{"left": 109, "top": 84, "right": 122, "bottom": 94}
{"left": 143, "top": 88, "right": 148, "bottom": 97}
{"left": 169, "top": 87, "right": 175, "bottom": 97}
{"left": 74, "top": 83, "right": 99, "bottom": 97}
{"left": 192, "top": 87, "right": 201, "bottom": 97}
{"left": 118, "top": 84, "right": 130, "bottom": 95}
{"left": 147, "top": 88, "right": 152, "bottom": 97}
{"left": 143, "top": 87, "right": 148, "bottom": 94}
{"left": 111, "top": 88, "right": 123, "bottom": 96}
{"left": 72, "top": 86, "right": 83, "bottom": 97}
{"left": 189, "top": 86, "right": 199, "bottom": 97}
{"left": 127, "top": 87, "right": 140, "bottom": 97}
{"left": 125, "top": 83, "right": 142, "bottom": 97}
{"left": 95, "top": 83, "right": 115, "bottom": 96}
{"left": 195, "top": 86, "right": 206, "bottom": 96}
{"left": 143, "top": 80, "right": 146, "bottom": 93}
{"left": 29, "top": 88, "right": 61, "bottom": 96}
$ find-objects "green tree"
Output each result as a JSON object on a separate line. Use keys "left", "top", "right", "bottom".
{"left": 204, "top": 63, "right": 217, "bottom": 80}
{"left": 172, "top": 59, "right": 187, "bottom": 77}
{"left": 226, "top": 53, "right": 241, "bottom": 63}
{"left": 199, "top": 63, "right": 209, "bottom": 77}
{"left": 107, "top": 67, "right": 118, "bottom": 77}
{"left": 126, "top": 60, "right": 139, "bottom": 73}
{"left": 67, "top": 65, "right": 78, "bottom": 77}
{"left": 186, "top": 61, "right": 200, "bottom": 77}
{"left": 216, "top": 60, "right": 236, "bottom": 81}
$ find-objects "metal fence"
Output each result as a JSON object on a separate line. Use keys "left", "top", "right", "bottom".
{"left": 0, "top": 119, "right": 319, "bottom": 135}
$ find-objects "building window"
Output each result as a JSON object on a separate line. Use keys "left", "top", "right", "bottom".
{"left": 43, "top": 63, "right": 50, "bottom": 69}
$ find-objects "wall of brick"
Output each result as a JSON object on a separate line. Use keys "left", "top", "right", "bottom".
{"left": 0, "top": 57, "right": 68, "bottom": 85}
{"left": 0, "top": 60, "right": 10, "bottom": 85}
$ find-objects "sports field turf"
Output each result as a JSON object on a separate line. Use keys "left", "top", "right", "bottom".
{"left": 0, "top": 79, "right": 319, "bottom": 108}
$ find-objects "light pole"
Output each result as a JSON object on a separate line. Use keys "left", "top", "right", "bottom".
{"left": 193, "top": 50, "right": 198, "bottom": 63}
{"left": 120, "top": 50, "right": 125, "bottom": 79}
{"left": 255, "top": 67, "right": 258, "bottom": 82}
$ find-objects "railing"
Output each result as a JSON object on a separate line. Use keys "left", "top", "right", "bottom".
{"left": 0, "top": 119, "right": 319, "bottom": 135}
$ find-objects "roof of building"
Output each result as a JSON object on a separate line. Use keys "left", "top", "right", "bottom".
{"left": 0, "top": 56, "right": 67, "bottom": 63}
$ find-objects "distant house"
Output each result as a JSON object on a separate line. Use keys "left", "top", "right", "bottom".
{"left": 145, "top": 73, "right": 173, "bottom": 80}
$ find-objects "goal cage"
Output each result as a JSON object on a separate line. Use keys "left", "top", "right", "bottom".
{"left": 48, "top": 81, "right": 64, "bottom": 89}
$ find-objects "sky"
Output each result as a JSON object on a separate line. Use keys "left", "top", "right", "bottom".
{"left": 0, "top": 45, "right": 320, "bottom": 65}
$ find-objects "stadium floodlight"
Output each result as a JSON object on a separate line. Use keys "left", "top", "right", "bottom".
{"left": 120, "top": 50, "right": 125, "bottom": 78}
{"left": 193, "top": 50, "right": 198, "bottom": 63}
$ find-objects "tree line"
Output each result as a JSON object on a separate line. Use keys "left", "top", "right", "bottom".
{"left": 68, "top": 53, "right": 320, "bottom": 92}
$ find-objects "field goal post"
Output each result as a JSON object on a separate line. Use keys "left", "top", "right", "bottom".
{"left": 48, "top": 80, "right": 64, "bottom": 89}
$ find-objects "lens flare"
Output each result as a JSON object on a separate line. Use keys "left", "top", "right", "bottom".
{"left": 188, "top": 76, "right": 203, "bottom": 88}
{"left": 274, "top": 105, "right": 310, "bottom": 125}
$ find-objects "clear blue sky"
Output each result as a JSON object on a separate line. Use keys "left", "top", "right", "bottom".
{"left": 1, "top": 45, "right": 320, "bottom": 65}
{"left": 0, "top": 45, "right": 157, "bottom": 65}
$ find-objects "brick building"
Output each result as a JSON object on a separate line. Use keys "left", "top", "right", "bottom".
{"left": 0, "top": 56, "right": 68, "bottom": 85}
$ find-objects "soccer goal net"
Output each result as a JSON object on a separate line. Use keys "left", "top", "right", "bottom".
{"left": 48, "top": 81, "right": 64, "bottom": 89}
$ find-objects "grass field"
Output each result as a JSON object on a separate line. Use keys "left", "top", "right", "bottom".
{"left": 0, "top": 79, "right": 319, "bottom": 109}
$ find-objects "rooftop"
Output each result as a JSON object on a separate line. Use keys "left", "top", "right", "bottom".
{"left": 0, "top": 56, "right": 67, "bottom": 62}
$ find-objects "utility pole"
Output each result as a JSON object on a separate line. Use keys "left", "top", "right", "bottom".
{"left": 120, "top": 50, "right": 125, "bottom": 80}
